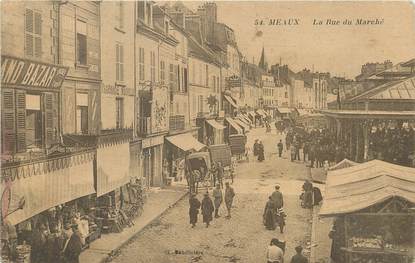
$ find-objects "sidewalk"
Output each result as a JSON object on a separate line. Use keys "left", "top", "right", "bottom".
{"left": 310, "top": 184, "right": 333, "bottom": 263}
{"left": 80, "top": 185, "right": 188, "bottom": 263}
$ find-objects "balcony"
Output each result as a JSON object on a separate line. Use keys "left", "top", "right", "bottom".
{"left": 169, "top": 115, "right": 185, "bottom": 131}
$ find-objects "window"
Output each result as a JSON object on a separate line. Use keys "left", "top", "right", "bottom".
{"left": 116, "top": 97, "right": 124, "bottom": 129}
{"left": 169, "top": 64, "right": 175, "bottom": 90}
{"left": 139, "top": 48, "right": 145, "bottom": 81}
{"left": 205, "top": 64, "right": 209, "bottom": 87}
{"left": 177, "top": 65, "right": 181, "bottom": 91}
{"left": 117, "top": 2, "right": 124, "bottom": 29}
{"left": 137, "top": 1, "right": 145, "bottom": 21}
{"left": 76, "top": 93, "right": 88, "bottom": 134}
{"left": 150, "top": 51, "right": 155, "bottom": 82}
{"left": 183, "top": 68, "right": 188, "bottom": 92}
{"left": 25, "top": 94, "right": 42, "bottom": 147}
{"left": 25, "top": 9, "right": 42, "bottom": 58}
{"left": 76, "top": 20, "right": 87, "bottom": 65}
{"left": 116, "top": 43, "right": 124, "bottom": 81}
{"left": 160, "top": 60, "right": 165, "bottom": 84}
{"left": 198, "top": 95, "right": 204, "bottom": 113}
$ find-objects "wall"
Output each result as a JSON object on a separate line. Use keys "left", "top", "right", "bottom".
{"left": 100, "top": 1, "right": 135, "bottom": 130}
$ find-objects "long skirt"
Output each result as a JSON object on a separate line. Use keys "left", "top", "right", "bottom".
{"left": 202, "top": 213, "right": 213, "bottom": 223}
{"left": 189, "top": 209, "right": 198, "bottom": 224}
{"left": 263, "top": 209, "right": 276, "bottom": 230}
{"left": 258, "top": 152, "right": 265, "bottom": 161}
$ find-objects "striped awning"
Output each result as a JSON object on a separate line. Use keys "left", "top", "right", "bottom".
{"left": 224, "top": 95, "right": 238, "bottom": 108}
{"left": 225, "top": 117, "right": 243, "bottom": 134}
{"left": 234, "top": 119, "right": 250, "bottom": 131}
{"left": 206, "top": 119, "right": 225, "bottom": 130}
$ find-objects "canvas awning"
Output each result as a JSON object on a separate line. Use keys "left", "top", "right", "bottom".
{"left": 277, "top": 107, "right": 292, "bottom": 114}
{"left": 237, "top": 115, "right": 251, "bottom": 126}
{"left": 225, "top": 117, "right": 243, "bottom": 134}
{"left": 166, "top": 133, "right": 206, "bottom": 152}
{"left": 206, "top": 119, "right": 225, "bottom": 130}
{"left": 256, "top": 109, "right": 267, "bottom": 118}
{"left": 234, "top": 119, "right": 250, "bottom": 131}
{"left": 319, "top": 160, "right": 415, "bottom": 217}
{"left": 241, "top": 114, "right": 252, "bottom": 124}
{"left": 248, "top": 111, "right": 258, "bottom": 118}
{"left": 223, "top": 95, "right": 238, "bottom": 108}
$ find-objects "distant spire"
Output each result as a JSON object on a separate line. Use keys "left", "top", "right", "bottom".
{"left": 258, "top": 46, "right": 268, "bottom": 71}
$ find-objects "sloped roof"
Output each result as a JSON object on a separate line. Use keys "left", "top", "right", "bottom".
{"left": 328, "top": 159, "right": 358, "bottom": 171}
{"left": 349, "top": 76, "right": 415, "bottom": 102}
{"left": 319, "top": 160, "right": 415, "bottom": 216}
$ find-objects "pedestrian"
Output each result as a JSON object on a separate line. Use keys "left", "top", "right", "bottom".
{"left": 45, "top": 226, "right": 65, "bottom": 263}
{"left": 224, "top": 182, "right": 235, "bottom": 218}
{"left": 266, "top": 238, "right": 284, "bottom": 263}
{"left": 201, "top": 192, "right": 214, "bottom": 228}
{"left": 63, "top": 224, "right": 83, "bottom": 263}
{"left": 290, "top": 245, "right": 308, "bottom": 263}
{"left": 263, "top": 196, "right": 277, "bottom": 230}
{"left": 30, "top": 224, "right": 47, "bottom": 263}
{"left": 290, "top": 144, "right": 295, "bottom": 162}
{"left": 271, "top": 185, "right": 284, "bottom": 209}
{"left": 303, "top": 141, "right": 309, "bottom": 162}
{"left": 302, "top": 180, "right": 313, "bottom": 209}
{"left": 212, "top": 184, "right": 223, "bottom": 218}
{"left": 189, "top": 193, "right": 201, "bottom": 228}
{"left": 277, "top": 140, "right": 284, "bottom": 158}
{"left": 294, "top": 139, "right": 301, "bottom": 161}
{"left": 258, "top": 140, "right": 265, "bottom": 162}
{"left": 216, "top": 162, "right": 224, "bottom": 188}
{"left": 210, "top": 162, "right": 217, "bottom": 188}
{"left": 253, "top": 139, "right": 259, "bottom": 157}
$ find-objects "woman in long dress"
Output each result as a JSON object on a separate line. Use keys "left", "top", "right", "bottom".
{"left": 263, "top": 196, "right": 276, "bottom": 230}
{"left": 201, "top": 192, "right": 214, "bottom": 228}
{"left": 258, "top": 141, "right": 265, "bottom": 162}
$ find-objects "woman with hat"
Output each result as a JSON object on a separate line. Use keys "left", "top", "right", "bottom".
{"left": 201, "top": 192, "right": 214, "bottom": 228}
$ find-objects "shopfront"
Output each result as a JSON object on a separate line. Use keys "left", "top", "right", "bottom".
{"left": 141, "top": 135, "right": 165, "bottom": 188}
{"left": 1, "top": 55, "right": 68, "bottom": 156}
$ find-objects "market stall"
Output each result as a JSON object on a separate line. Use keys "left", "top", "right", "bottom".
{"left": 320, "top": 160, "right": 415, "bottom": 263}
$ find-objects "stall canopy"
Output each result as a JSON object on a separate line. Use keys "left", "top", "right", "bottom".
{"left": 223, "top": 95, "right": 238, "bottom": 108}
{"left": 225, "top": 117, "right": 243, "bottom": 134}
{"left": 277, "top": 107, "right": 292, "bottom": 114}
{"left": 237, "top": 115, "right": 251, "bottom": 126}
{"left": 206, "top": 119, "right": 225, "bottom": 130}
{"left": 234, "top": 119, "right": 250, "bottom": 131}
{"left": 248, "top": 111, "right": 258, "bottom": 119}
{"left": 328, "top": 159, "right": 358, "bottom": 171}
{"left": 319, "top": 160, "right": 415, "bottom": 217}
{"left": 256, "top": 109, "right": 267, "bottom": 118}
{"left": 241, "top": 114, "right": 253, "bottom": 124}
{"left": 166, "top": 133, "right": 206, "bottom": 152}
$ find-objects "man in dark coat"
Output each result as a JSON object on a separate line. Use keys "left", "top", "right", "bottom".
{"left": 224, "top": 182, "right": 235, "bottom": 218}
{"left": 46, "top": 227, "right": 65, "bottom": 263}
{"left": 201, "top": 192, "right": 214, "bottom": 228}
{"left": 212, "top": 184, "right": 223, "bottom": 218}
{"left": 63, "top": 224, "right": 83, "bottom": 263}
{"left": 258, "top": 141, "right": 265, "bottom": 162}
{"left": 271, "top": 185, "right": 284, "bottom": 209}
{"left": 189, "top": 193, "right": 201, "bottom": 228}
{"left": 277, "top": 140, "right": 284, "bottom": 158}
{"left": 290, "top": 245, "right": 308, "bottom": 263}
{"left": 253, "top": 139, "right": 259, "bottom": 157}
{"left": 302, "top": 180, "right": 313, "bottom": 208}
{"left": 30, "top": 224, "right": 47, "bottom": 263}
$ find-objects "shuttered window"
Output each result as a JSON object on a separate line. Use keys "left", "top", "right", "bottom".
{"left": 25, "top": 9, "right": 42, "bottom": 58}
{"left": 116, "top": 43, "right": 124, "bottom": 81}
{"left": 139, "top": 48, "right": 145, "bottom": 81}
{"left": 2, "top": 90, "right": 16, "bottom": 154}
{"left": 160, "top": 60, "right": 165, "bottom": 85}
{"left": 169, "top": 64, "right": 175, "bottom": 90}
{"left": 150, "top": 51, "right": 156, "bottom": 82}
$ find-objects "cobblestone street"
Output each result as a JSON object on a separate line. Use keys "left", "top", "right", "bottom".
{"left": 110, "top": 127, "right": 313, "bottom": 263}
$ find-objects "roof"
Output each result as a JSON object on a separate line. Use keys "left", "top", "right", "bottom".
{"left": 188, "top": 36, "right": 220, "bottom": 66}
{"left": 206, "top": 119, "right": 225, "bottom": 130}
{"left": 402, "top": 58, "right": 415, "bottom": 67}
{"left": 319, "top": 160, "right": 415, "bottom": 217}
{"left": 349, "top": 76, "right": 415, "bottom": 102}
{"left": 320, "top": 109, "right": 415, "bottom": 119}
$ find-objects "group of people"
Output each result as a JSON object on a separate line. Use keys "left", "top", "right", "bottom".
{"left": 188, "top": 182, "right": 236, "bottom": 228}
{"left": 29, "top": 222, "right": 83, "bottom": 263}
{"left": 266, "top": 239, "right": 309, "bottom": 263}
{"left": 253, "top": 139, "right": 266, "bottom": 162}
{"left": 263, "top": 185, "right": 286, "bottom": 233}
{"left": 285, "top": 128, "right": 347, "bottom": 168}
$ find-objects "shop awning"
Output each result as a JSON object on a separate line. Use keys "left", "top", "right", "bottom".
{"left": 97, "top": 142, "right": 131, "bottom": 197}
{"left": 256, "top": 109, "right": 267, "bottom": 118}
{"left": 237, "top": 115, "right": 251, "bottom": 126}
{"left": 3, "top": 150, "right": 96, "bottom": 225}
{"left": 166, "top": 133, "right": 206, "bottom": 152}
{"left": 277, "top": 107, "right": 292, "bottom": 114}
{"left": 225, "top": 117, "right": 243, "bottom": 134}
{"left": 234, "top": 119, "right": 250, "bottom": 131}
{"left": 319, "top": 160, "right": 415, "bottom": 217}
{"left": 224, "top": 95, "right": 238, "bottom": 108}
{"left": 206, "top": 119, "right": 225, "bottom": 130}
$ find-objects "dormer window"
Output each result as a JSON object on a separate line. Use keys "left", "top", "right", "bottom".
{"left": 137, "top": 1, "right": 153, "bottom": 27}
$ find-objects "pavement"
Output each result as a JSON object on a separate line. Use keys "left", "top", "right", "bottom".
{"left": 106, "top": 126, "right": 314, "bottom": 263}
{"left": 80, "top": 185, "right": 188, "bottom": 263}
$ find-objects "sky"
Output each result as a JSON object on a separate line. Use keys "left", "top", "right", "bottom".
{"left": 179, "top": 1, "right": 415, "bottom": 79}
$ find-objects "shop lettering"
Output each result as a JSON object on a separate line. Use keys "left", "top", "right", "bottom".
{"left": 1, "top": 55, "right": 68, "bottom": 89}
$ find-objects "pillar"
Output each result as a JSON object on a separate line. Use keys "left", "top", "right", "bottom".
{"left": 363, "top": 121, "right": 369, "bottom": 161}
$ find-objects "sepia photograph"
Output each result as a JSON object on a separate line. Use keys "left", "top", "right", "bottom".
{"left": 1, "top": 0, "right": 415, "bottom": 263}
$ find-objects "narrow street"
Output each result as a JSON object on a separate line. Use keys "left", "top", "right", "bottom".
{"left": 110, "top": 126, "right": 313, "bottom": 263}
